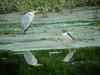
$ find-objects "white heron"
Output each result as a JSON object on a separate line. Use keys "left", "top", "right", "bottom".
{"left": 61, "top": 32, "right": 76, "bottom": 62}
{"left": 21, "top": 11, "right": 39, "bottom": 34}
{"left": 24, "top": 51, "right": 43, "bottom": 66}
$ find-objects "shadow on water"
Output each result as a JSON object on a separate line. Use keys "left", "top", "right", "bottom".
{"left": 0, "top": 46, "right": 100, "bottom": 75}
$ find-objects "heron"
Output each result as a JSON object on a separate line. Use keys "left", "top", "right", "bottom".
{"left": 24, "top": 51, "right": 43, "bottom": 66}
{"left": 61, "top": 32, "right": 73, "bottom": 44}
{"left": 61, "top": 32, "right": 76, "bottom": 62}
{"left": 21, "top": 11, "right": 39, "bottom": 34}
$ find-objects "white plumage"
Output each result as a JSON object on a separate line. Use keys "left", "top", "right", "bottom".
{"left": 61, "top": 32, "right": 76, "bottom": 62}
{"left": 61, "top": 32, "right": 73, "bottom": 44}
{"left": 21, "top": 11, "right": 38, "bottom": 34}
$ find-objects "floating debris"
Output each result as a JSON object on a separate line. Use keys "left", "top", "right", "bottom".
{"left": 49, "top": 51, "right": 62, "bottom": 55}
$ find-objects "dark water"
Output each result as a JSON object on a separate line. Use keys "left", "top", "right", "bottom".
{"left": 0, "top": 47, "right": 100, "bottom": 75}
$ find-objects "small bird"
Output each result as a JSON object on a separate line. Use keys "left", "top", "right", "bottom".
{"left": 24, "top": 51, "right": 43, "bottom": 66}
{"left": 21, "top": 11, "right": 39, "bottom": 34}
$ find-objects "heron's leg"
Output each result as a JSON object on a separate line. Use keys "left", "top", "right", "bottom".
{"left": 24, "top": 25, "right": 30, "bottom": 34}
{"left": 63, "top": 49, "right": 76, "bottom": 62}
{"left": 24, "top": 24, "right": 32, "bottom": 34}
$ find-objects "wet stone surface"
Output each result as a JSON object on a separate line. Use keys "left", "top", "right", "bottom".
{"left": 0, "top": 21, "right": 100, "bottom": 51}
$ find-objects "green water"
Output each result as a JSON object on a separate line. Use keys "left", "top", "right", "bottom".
{"left": 0, "top": 47, "right": 100, "bottom": 75}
